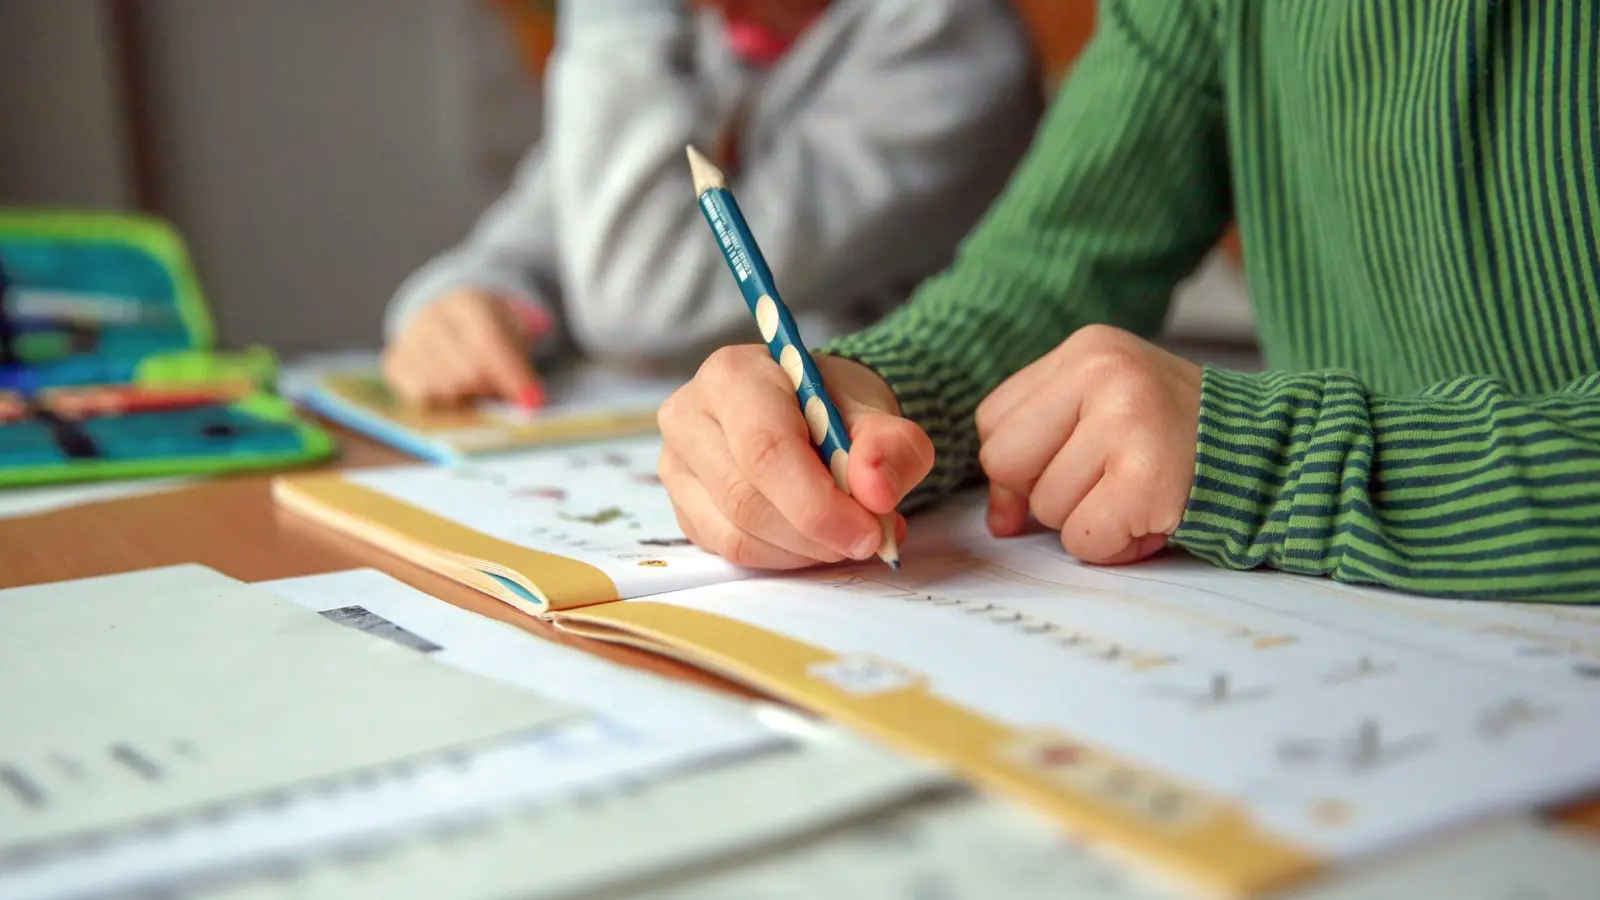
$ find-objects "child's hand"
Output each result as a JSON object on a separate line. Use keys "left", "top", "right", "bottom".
{"left": 657, "top": 345, "right": 933, "bottom": 569}
{"left": 977, "top": 325, "right": 1203, "bottom": 565}
{"left": 382, "top": 288, "right": 549, "bottom": 409}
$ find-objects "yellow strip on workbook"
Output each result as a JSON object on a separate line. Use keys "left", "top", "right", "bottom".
{"left": 273, "top": 475, "right": 620, "bottom": 612}
{"left": 316, "top": 373, "right": 659, "bottom": 454}
{"left": 558, "top": 600, "right": 1320, "bottom": 897}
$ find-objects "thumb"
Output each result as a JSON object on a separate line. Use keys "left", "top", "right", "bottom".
{"left": 842, "top": 406, "right": 934, "bottom": 515}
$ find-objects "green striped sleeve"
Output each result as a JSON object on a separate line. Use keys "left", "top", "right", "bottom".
{"left": 1173, "top": 368, "right": 1600, "bottom": 601}
{"left": 821, "top": 0, "right": 1231, "bottom": 511}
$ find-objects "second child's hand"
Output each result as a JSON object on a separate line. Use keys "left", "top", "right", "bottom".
{"left": 978, "top": 325, "right": 1203, "bottom": 566}
{"left": 383, "top": 288, "right": 549, "bottom": 411}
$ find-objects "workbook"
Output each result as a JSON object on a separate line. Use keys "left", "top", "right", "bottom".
{"left": 272, "top": 437, "right": 1600, "bottom": 898}
{"left": 278, "top": 352, "right": 681, "bottom": 462}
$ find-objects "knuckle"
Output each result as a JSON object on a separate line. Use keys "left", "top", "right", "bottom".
{"left": 1067, "top": 323, "right": 1121, "bottom": 350}
{"left": 716, "top": 529, "right": 757, "bottom": 567}
{"left": 724, "top": 478, "right": 769, "bottom": 530}
{"left": 656, "top": 450, "right": 680, "bottom": 482}
{"left": 700, "top": 345, "right": 748, "bottom": 383}
{"left": 977, "top": 442, "right": 1022, "bottom": 485}
{"left": 1078, "top": 344, "right": 1143, "bottom": 385}
{"left": 787, "top": 498, "right": 835, "bottom": 539}
{"left": 673, "top": 509, "right": 701, "bottom": 548}
{"left": 974, "top": 403, "right": 998, "bottom": 439}
{"left": 741, "top": 427, "right": 788, "bottom": 482}
{"left": 657, "top": 389, "right": 688, "bottom": 431}
{"left": 1030, "top": 494, "right": 1066, "bottom": 530}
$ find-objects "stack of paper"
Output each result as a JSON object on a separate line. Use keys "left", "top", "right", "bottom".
{"left": 0, "top": 566, "right": 941, "bottom": 899}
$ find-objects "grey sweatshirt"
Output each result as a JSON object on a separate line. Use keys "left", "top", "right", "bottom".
{"left": 386, "top": 0, "right": 1042, "bottom": 370}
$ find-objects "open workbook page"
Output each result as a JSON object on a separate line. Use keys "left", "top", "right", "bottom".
{"left": 274, "top": 435, "right": 988, "bottom": 611}
{"left": 280, "top": 353, "right": 681, "bottom": 461}
{"left": 559, "top": 532, "right": 1600, "bottom": 895}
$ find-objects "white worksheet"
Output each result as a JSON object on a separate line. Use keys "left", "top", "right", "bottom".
{"left": 641, "top": 535, "right": 1600, "bottom": 861}
{"left": 343, "top": 436, "right": 740, "bottom": 597}
{"left": 343, "top": 436, "right": 988, "bottom": 600}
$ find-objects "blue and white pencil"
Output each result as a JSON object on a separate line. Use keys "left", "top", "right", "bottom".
{"left": 687, "top": 145, "right": 899, "bottom": 569}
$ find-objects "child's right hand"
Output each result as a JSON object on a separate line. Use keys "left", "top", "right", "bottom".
{"left": 382, "top": 288, "right": 547, "bottom": 409}
{"left": 657, "top": 345, "right": 934, "bottom": 569}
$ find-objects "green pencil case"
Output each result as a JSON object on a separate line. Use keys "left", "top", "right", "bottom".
{"left": 0, "top": 210, "right": 335, "bottom": 486}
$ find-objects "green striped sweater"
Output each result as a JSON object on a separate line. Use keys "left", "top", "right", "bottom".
{"left": 822, "top": 0, "right": 1600, "bottom": 602}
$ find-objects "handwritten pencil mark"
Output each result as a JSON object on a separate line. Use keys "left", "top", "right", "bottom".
{"left": 110, "top": 743, "right": 164, "bottom": 782}
{"left": 0, "top": 765, "right": 46, "bottom": 808}
{"left": 1477, "top": 697, "right": 1555, "bottom": 739}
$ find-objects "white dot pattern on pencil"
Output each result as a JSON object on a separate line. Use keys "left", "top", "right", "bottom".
{"left": 804, "top": 396, "right": 830, "bottom": 445}
{"left": 779, "top": 345, "right": 805, "bottom": 389}
{"left": 755, "top": 295, "right": 779, "bottom": 343}
{"left": 829, "top": 448, "right": 850, "bottom": 492}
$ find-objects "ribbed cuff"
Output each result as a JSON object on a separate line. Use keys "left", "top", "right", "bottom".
{"left": 819, "top": 326, "right": 989, "bottom": 513}
{"left": 1171, "top": 366, "right": 1364, "bottom": 576}
{"left": 557, "top": 0, "right": 687, "bottom": 32}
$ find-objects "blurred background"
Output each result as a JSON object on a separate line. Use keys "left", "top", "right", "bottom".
{"left": 0, "top": 0, "right": 1254, "bottom": 360}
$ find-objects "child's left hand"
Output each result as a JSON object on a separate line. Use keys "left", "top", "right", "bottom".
{"left": 976, "top": 325, "right": 1204, "bottom": 565}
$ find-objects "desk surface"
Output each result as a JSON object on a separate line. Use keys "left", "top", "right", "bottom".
{"left": 0, "top": 426, "right": 749, "bottom": 697}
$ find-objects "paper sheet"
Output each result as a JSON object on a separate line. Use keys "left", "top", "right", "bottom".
{"left": 0, "top": 569, "right": 829, "bottom": 900}
{"left": 180, "top": 738, "right": 958, "bottom": 900}
{"left": 630, "top": 813, "right": 1600, "bottom": 900}
{"left": 627, "top": 790, "right": 1181, "bottom": 900}
{"left": 0, "top": 565, "right": 575, "bottom": 856}
{"left": 262, "top": 568, "right": 777, "bottom": 761}
{"left": 637, "top": 535, "right": 1600, "bottom": 861}
{"left": 1286, "top": 820, "right": 1600, "bottom": 900}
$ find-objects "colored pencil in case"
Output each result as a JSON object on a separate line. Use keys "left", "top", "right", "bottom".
{"left": 41, "top": 385, "right": 246, "bottom": 420}
{"left": 686, "top": 145, "right": 899, "bottom": 569}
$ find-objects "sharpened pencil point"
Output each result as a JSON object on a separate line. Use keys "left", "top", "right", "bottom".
{"left": 686, "top": 145, "right": 726, "bottom": 195}
{"left": 887, "top": 558, "right": 901, "bottom": 570}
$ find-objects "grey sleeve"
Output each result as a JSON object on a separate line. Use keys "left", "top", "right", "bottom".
{"left": 544, "top": 0, "right": 1041, "bottom": 360}
{"left": 383, "top": 145, "right": 562, "bottom": 341}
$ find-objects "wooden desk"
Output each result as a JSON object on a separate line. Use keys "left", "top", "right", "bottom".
{"left": 0, "top": 426, "right": 747, "bottom": 696}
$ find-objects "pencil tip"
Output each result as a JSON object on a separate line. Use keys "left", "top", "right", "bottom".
{"left": 685, "top": 145, "right": 726, "bottom": 195}
{"left": 886, "top": 558, "right": 901, "bottom": 571}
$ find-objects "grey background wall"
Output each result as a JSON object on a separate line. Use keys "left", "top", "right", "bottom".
{"left": 0, "top": 0, "right": 536, "bottom": 356}
{"left": 135, "top": 0, "right": 537, "bottom": 355}
{"left": 0, "top": 1, "right": 1251, "bottom": 358}
{"left": 0, "top": 1, "right": 133, "bottom": 209}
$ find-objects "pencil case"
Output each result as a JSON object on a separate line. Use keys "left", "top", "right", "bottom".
{"left": 0, "top": 210, "right": 334, "bottom": 486}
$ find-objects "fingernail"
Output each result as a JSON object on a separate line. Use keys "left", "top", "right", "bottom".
{"left": 850, "top": 533, "right": 877, "bottom": 560}
{"left": 516, "top": 385, "right": 545, "bottom": 410}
